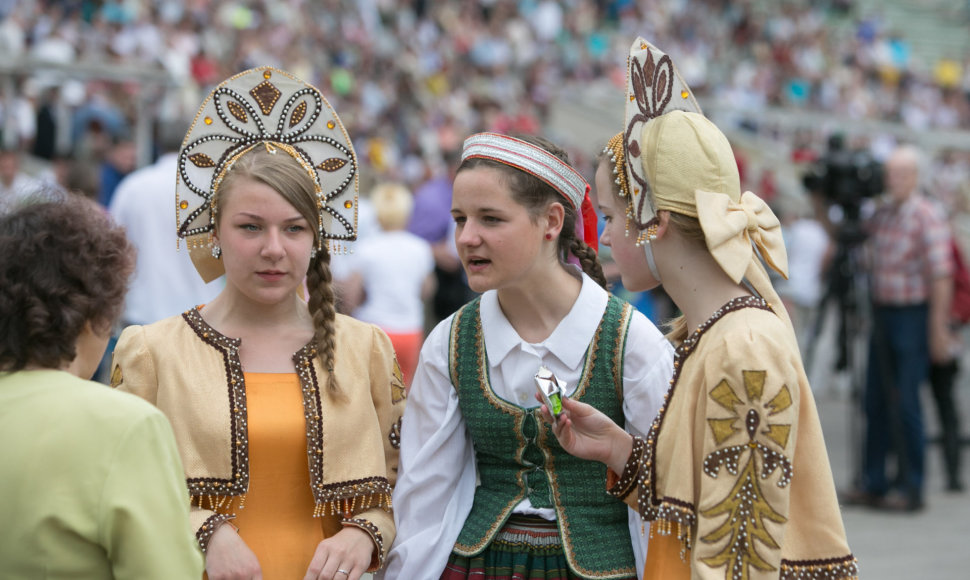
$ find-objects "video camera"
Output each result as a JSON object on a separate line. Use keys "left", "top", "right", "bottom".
{"left": 802, "top": 135, "right": 883, "bottom": 220}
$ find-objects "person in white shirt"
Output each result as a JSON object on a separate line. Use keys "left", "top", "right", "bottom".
{"left": 343, "top": 182, "right": 435, "bottom": 388}
{"left": 108, "top": 122, "right": 221, "bottom": 326}
{"left": 382, "top": 133, "right": 673, "bottom": 580}
{"left": 0, "top": 149, "right": 42, "bottom": 215}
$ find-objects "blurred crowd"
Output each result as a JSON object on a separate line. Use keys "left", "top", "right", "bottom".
{"left": 1, "top": 0, "right": 969, "bottom": 202}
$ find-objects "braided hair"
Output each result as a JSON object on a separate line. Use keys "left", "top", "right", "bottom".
{"left": 216, "top": 147, "right": 342, "bottom": 395}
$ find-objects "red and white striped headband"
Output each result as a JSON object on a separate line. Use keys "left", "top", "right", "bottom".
{"left": 460, "top": 132, "right": 587, "bottom": 211}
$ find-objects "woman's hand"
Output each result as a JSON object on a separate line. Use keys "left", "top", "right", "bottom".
{"left": 303, "top": 525, "right": 374, "bottom": 580}
{"left": 205, "top": 523, "right": 262, "bottom": 580}
{"left": 538, "top": 395, "right": 633, "bottom": 474}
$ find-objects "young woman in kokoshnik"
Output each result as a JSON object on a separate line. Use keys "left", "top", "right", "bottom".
{"left": 542, "top": 38, "right": 858, "bottom": 580}
{"left": 381, "top": 132, "right": 675, "bottom": 580}
{"left": 109, "top": 68, "right": 406, "bottom": 580}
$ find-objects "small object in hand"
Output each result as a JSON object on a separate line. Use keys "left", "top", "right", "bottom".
{"left": 535, "top": 366, "right": 567, "bottom": 424}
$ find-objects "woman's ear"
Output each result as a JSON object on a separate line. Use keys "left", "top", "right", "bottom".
{"left": 654, "top": 211, "right": 670, "bottom": 239}
{"left": 544, "top": 201, "right": 566, "bottom": 239}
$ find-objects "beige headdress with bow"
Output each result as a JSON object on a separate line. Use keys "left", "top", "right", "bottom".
{"left": 623, "top": 37, "right": 790, "bottom": 319}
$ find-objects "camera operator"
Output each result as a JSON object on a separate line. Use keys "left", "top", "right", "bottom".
{"left": 801, "top": 135, "right": 881, "bottom": 385}
{"left": 843, "top": 144, "right": 956, "bottom": 512}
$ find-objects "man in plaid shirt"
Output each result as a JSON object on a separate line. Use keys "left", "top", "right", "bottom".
{"left": 858, "top": 144, "right": 955, "bottom": 511}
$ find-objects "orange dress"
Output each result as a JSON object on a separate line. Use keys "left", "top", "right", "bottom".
{"left": 643, "top": 532, "right": 691, "bottom": 580}
{"left": 212, "top": 373, "right": 328, "bottom": 578}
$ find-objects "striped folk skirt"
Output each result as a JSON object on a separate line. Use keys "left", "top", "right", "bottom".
{"left": 440, "top": 514, "right": 636, "bottom": 580}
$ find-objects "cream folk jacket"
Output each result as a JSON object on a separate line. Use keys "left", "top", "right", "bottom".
{"left": 111, "top": 308, "right": 406, "bottom": 570}
{"left": 612, "top": 297, "right": 857, "bottom": 580}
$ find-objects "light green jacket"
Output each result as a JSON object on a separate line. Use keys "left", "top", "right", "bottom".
{"left": 0, "top": 370, "right": 203, "bottom": 579}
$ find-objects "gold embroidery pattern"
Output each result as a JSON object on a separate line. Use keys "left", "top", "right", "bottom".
{"left": 636, "top": 296, "right": 769, "bottom": 522}
{"left": 700, "top": 369, "right": 794, "bottom": 579}
{"left": 109, "top": 364, "right": 123, "bottom": 388}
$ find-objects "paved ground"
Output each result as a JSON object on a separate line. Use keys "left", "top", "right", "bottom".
{"left": 809, "top": 313, "right": 970, "bottom": 579}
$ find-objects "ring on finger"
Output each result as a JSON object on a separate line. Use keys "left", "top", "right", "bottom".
{"left": 336, "top": 569, "right": 350, "bottom": 576}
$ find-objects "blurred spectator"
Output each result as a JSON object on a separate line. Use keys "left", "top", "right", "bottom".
{"left": 98, "top": 133, "right": 136, "bottom": 207}
{"left": 343, "top": 182, "right": 435, "bottom": 388}
{"left": 407, "top": 148, "right": 475, "bottom": 326}
{"left": 845, "top": 145, "right": 955, "bottom": 512}
{"left": 777, "top": 198, "right": 833, "bottom": 352}
{"left": 0, "top": 148, "right": 41, "bottom": 214}
{"left": 107, "top": 120, "right": 221, "bottom": 328}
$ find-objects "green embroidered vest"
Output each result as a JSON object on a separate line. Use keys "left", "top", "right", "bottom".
{"left": 449, "top": 295, "right": 637, "bottom": 579}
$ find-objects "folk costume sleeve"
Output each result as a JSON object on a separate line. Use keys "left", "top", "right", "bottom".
{"left": 103, "top": 410, "right": 206, "bottom": 578}
{"left": 343, "top": 323, "right": 407, "bottom": 571}
{"left": 380, "top": 316, "right": 479, "bottom": 579}
{"left": 620, "top": 309, "right": 676, "bottom": 572}
{"left": 690, "top": 319, "right": 798, "bottom": 579}
{"left": 110, "top": 324, "right": 235, "bottom": 552}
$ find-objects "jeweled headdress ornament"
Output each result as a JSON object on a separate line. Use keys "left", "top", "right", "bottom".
{"left": 176, "top": 67, "right": 358, "bottom": 282}
{"left": 623, "top": 37, "right": 702, "bottom": 229}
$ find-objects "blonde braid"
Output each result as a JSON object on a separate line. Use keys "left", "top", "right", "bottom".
{"left": 306, "top": 246, "right": 341, "bottom": 395}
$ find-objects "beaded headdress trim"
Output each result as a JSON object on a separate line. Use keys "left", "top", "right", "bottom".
{"left": 175, "top": 66, "right": 358, "bottom": 282}
{"left": 602, "top": 133, "right": 630, "bottom": 199}
{"left": 461, "top": 132, "right": 587, "bottom": 212}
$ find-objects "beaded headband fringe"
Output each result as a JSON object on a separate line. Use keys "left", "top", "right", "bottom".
{"left": 461, "top": 132, "right": 587, "bottom": 212}
{"left": 175, "top": 66, "right": 359, "bottom": 282}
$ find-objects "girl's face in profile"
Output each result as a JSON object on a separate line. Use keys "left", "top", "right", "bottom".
{"left": 214, "top": 176, "right": 315, "bottom": 306}
{"left": 595, "top": 160, "right": 659, "bottom": 293}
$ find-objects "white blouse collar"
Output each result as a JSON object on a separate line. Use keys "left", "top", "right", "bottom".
{"left": 480, "top": 272, "right": 609, "bottom": 370}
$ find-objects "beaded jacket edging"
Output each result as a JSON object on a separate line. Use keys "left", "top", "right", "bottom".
{"left": 183, "top": 308, "right": 393, "bottom": 519}
{"left": 780, "top": 555, "right": 859, "bottom": 579}
{"left": 183, "top": 309, "right": 250, "bottom": 500}
{"left": 312, "top": 477, "right": 393, "bottom": 517}
{"left": 196, "top": 513, "right": 235, "bottom": 552}
{"left": 635, "top": 296, "right": 771, "bottom": 554}
{"left": 342, "top": 517, "right": 386, "bottom": 570}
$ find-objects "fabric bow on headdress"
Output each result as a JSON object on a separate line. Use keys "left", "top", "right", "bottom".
{"left": 696, "top": 190, "right": 789, "bottom": 283}
{"left": 176, "top": 67, "right": 358, "bottom": 282}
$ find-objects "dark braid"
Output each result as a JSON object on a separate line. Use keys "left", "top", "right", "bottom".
{"left": 306, "top": 245, "right": 341, "bottom": 396}
{"left": 569, "top": 237, "right": 607, "bottom": 289}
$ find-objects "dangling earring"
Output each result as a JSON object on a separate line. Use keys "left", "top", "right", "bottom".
{"left": 635, "top": 220, "right": 659, "bottom": 247}
{"left": 310, "top": 246, "right": 318, "bottom": 259}
{"left": 211, "top": 244, "right": 222, "bottom": 259}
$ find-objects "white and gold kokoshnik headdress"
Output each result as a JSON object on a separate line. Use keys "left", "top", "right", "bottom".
{"left": 176, "top": 66, "right": 359, "bottom": 282}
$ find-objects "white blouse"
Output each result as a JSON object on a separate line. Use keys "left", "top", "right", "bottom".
{"left": 382, "top": 274, "right": 674, "bottom": 580}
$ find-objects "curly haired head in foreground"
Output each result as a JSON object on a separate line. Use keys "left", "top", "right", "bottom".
{"left": 0, "top": 193, "right": 135, "bottom": 372}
